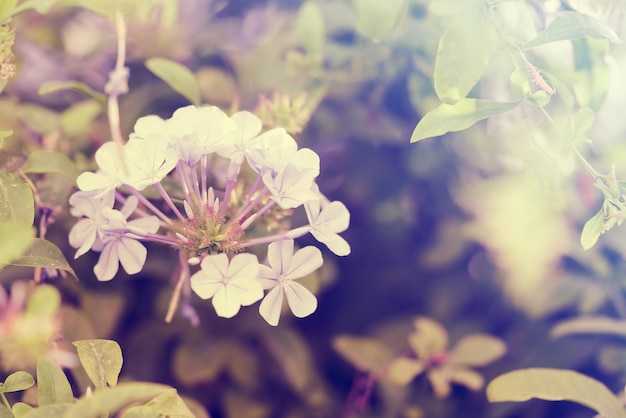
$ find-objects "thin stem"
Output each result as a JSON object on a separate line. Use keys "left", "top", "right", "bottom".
{"left": 238, "top": 225, "right": 311, "bottom": 249}
{"left": 106, "top": 10, "right": 128, "bottom": 147}
{"left": 233, "top": 186, "right": 269, "bottom": 223}
{"left": 165, "top": 250, "right": 190, "bottom": 323}
{"left": 0, "top": 393, "right": 11, "bottom": 411}
{"left": 124, "top": 187, "right": 173, "bottom": 225}
{"left": 240, "top": 200, "right": 276, "bottom": 230}
{"left": 154, "top": 182, "right": 186, "bottom": 222}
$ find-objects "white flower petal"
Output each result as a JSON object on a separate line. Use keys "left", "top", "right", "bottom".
{"left": 212, "top": 286, "right": 241, "bottom": 318}
{"left": 230, "top": 278, "right": 264, "bottom": 306}
{"left": 227, "top": 253, "right": 259, "bottom": 279}
{"left": 284, "top": 281, "right": 317, "bottom": 318}
{"left": 93, "top": 241, "right": 120, "bottom": 281}
{"left": 69, "top": 220, "right": 97, "bottom": 258}
{"left": 259, "top": 285, "right": 284, "bottom": 326}
{"left": 190, "top": 272, "right": 223, "bottom": 299}
{"left": 258, "top": 265, "right": 279, "bottom": 289}
{"left": 117, "top": 238, "right": 147, "bottom": 275}
{"left": 267, "top": 239, "right": 294, "bottom": 273}
{"left": 200, "top": 253, "right": 230, "bottom": 278}
{"left": 317, "top": 201, "right": 350, "bottom": 233}
{"left": 311, "top": 229, "right": 351, "bottom": 256}
{"left": 285, "top": 246, "right": 323, "bottom": 279}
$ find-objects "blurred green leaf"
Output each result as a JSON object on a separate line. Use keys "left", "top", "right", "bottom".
{"left": 580, "top": 208, "right": 604, "bottom": 250}
{"left": 10, "top": 238, "right": 77, "bottom": 280}
{"left": 522, "top": 11, "right": 621, "bottom": 50}
{"left": 173, "top": 339, "right": 226, "bottom": 385}
{"left": 21, "top": 150, "right": 78, "bottom": 183}
{"left": 145, "top": 58, "right": 200, "bottom": 106}
{"left": 0, "top": 0, "right": 17, "bottom": 21}
{"left": 487, "top": 368, "right": 626, "bottom": 418}
{"left": 61, "top": 100, "right": 102, "bottom": 137}
{"left": 428, "top": 0, "right": 483, "bottom": 15}
{"left": 64, "top": 383, "right": 170, "bottom": 418}
{"left": 16, "top": 105, "right": 59, "bottom": 135}
{"left": 12, "top": 403, "right": 33, "bottom": 417}
{"left": 353, "top": 0, "right": 405, "bottom": 40}
{"left": 573, "top": 106, "right": 594, "bottom": 137}
{"left": 145, "top": 389, "right": 194, "bottom": 417}
{"left": 20, "top": 404, "right": 71, "bottom": 418}
{"left": 410, "top": 99, "right": 519, "bottom": 142}
{"left": 527, "top": 90, "right": 551, "bottom": 107}
{"left": 38, "top": 81, "right": 106, "bottom": 107}
{"left": 0, "top": 171, "right": 34, "bottom": 224}
{"left": 9, "top": 0, "right": 64, "bottom": 17}
{"left": 37, "top": 356, "right": 74, "bottom": 406}
{"left": 26, "top": 285, "right": 60, "bottom": 316}
{"left": 120, "top": 405, "right": 162, "bottom": 418}
{"left": 552, "top": 316, "right": 626, "bottom": 339}
{"left": 297, "top": 1, "right": 325, "bottom": 55}
{"left": 0, "top": 221, "right": 35, "bottom": 270}
{"left": 73, "top": 339, "right": 123, "bottom": 390}
{"left": 510, "top": 70, "right": 531, "bottom": 99}
{"left": 434, "top": 12, "right": 498, "bottom": 102}
{"left": 333, "top": 335, "right": 394, "bottom": 373}
{"left": 4, "top": 371, "right": 35, "bottom": 393}
{"left": 450, "top": 334, "right": 506, "bottom": 366}
{"left": 0, "top": 130, "right": 12, "bottom": 149}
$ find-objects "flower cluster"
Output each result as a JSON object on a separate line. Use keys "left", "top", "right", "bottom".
{"left": 69, "top": 105, "right": 350, "bottom": 325}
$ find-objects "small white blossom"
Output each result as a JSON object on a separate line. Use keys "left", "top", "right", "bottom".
{"left": 305, "top": 199, "right": 351, "bottom": 256}
{"left": 68, "top": 189, "right": 115, "bottom": 258}
{"left": 190, "top": 253, "right": 263, "bottom": 318}
{"left": 219, "top": 111, "right": 263, "bottom": 165}
{"left": 258, "top": 240, "right": 322, "bottom": 326}
{"left": 92, "top": 196, "right": 160, "bottom": 281}
{"left": 262, "top": 162, "right": 318, "bottom": 209}
{"left": 247, "top": 128, "right": 298, "bottom": 174}
{"left": 76, "top": 142, "right": 127, "bottom": 193}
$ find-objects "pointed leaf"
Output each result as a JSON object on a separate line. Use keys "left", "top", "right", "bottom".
{"left": 72, "top": 339, "right": 123, "bottom": 390}
{"left": 26, "top": 285, "right": 61, "bottom": 316}
{"left": 0, "top": 171, "right": 34, "bottom": 224}
{"left": 434, "top": 12, "right": 498, "bottom": 102}
{"left": 410, "top": 99, "right": 519, "bottom": 142}
{"left": 0, "top": 130, "right": 12, "bottom": 149}
{"left": 573, "top": 106, "right": 594, "bottom": 137}
{"left": 60, "top": 100, "right": 102, "bottom": 137}
{"left": 0, "top": 0, "right": 18, "bottom": 21}
{"left": 19, "top": 404, "right": 71, "bottom": 418}
{"left": 21, "top": 150, "right": 78, "bottom": 183}
{"left": 581, "top": 207, "right": 604, "bottom": 250}
{"left": 146, "top": 58, "right": 200, "bottom": 106}
{"left": 552, "top": 316, "right": 626, "bottom": 339}
{"left": 145, "top": 389, "right": 194, "bottom": 417}
{"left": 4, "top": 371, "right": 35, "bottom": 393}
{"left": 12, "top": 402, "right": 33, "bottom": 417}
{"left": 37, "top": 356, "right": 74, "bottom": 406}
{"left": 0, "top": 221, "right": 35, "bottom": 270}
{"left": 353, "top": 0, "right": 405, "bottom": 40}
{"left": 297, "top": 1, "right": 325, "bottom": 54}
{"left": 450, "top": 334, "right": 506, "bottom": 366}
{"left": 63, "top": 383, "right": 170, "bottom": 418}
{"left": 522, "top": 11, "right": 621, "bottom": 50}
{"left": 332, "top": 335, "right": 394, "bottom": 373}
{"left": 10, "top": 238, "right": 77, "bottom": 280}
{"left": 38, "top": 81, "right": 106, "bottom": 106}
{"left": 487, "top": 368, "right": 626, "bottom": 418}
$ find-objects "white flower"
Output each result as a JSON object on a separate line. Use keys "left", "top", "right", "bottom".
{"left": 129, "top": 114, "right": 167, "bottom": 140}
{"left": 166, "top": 105, "right": 238, "bottom": 164}
{"left": 219, "top": 111, "right": 263, "bottom": 165}
{"left": 246, "top": 128, "right": 298, "bottom": 174}
{"left": 122, "top": 134, "right": 178, "bottom": 191}
{"left": 190, "top": 253, "right": 263, "bottom": 318}
{"left": 258, "top": 239, "right": 322, "bottom": 326}
{"left": 92, "top": 196, "right": 160, "bottom": 281}
{"left": 68, "top": 189, "right": 115, "bottom": 258}
{"left": 76, "top": 142, "right": 127, "bottom": 193}
{"left": 305, "top": 199, "right": 351, "bottom": 256}
{"left": 262, "top": 162, "right": 318, "bottom": 209}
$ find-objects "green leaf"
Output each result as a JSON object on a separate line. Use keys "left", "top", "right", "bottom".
{"left": 145, "top": 58, "right": 200, "bottom": 106}
{"left": 332, "top": 335, "right": 394, "bottom": 373}
{"left": 9, "top": 238, "right": 77, "bottom": 279}
{"left": 573, "top": 106, "right": 595, "bottom": 138}
{"left": 38, "top": 81, "right": 106, "bottom": 107}
{"left": 60, "top": 101, "right": 103, "bottom": 138}
{"left": 0, "top": 0, "right": 17, "bottom": 20}
{"left": 12, "top": 402, "right": 34, "bottom": 417}
{"left": 63, "top": 383, "right": 170, "bottom": 418}
{"left": 0, "top": 130, "right": 12, "bottom": 149}
{"left": 20, "top": 404, "right": 72, "bottom": 418}
{"left": 487, "top": 368, "right": 626, "bottom": 418}
{"left": 410, "top": 99, "right": 520, "bottom": 142}
{"left": 434, "top": 13, "right": 498, "bottom": 102}
{"left": 4, "top": 371, "right": 35, "bottom": 393}
{"left": 21, "top": 150, "right": 78, "bottom": 183}
{"left": 510, "top": 70, "right": 531, "bottom": 99}
{"left": 353, "top": 0, "right": 406, "bottom": 40}
{"left": 522, "top": 11, "right": 621, "bottom": 50}
{"left": 37, "top": 356, "right": 74, "bottom": 406}
{"left": 8, "top": 0, "right": 62, "bottom": 17}
{"left": 145, "top": 389, "right": 194, "bottom": 417}
{"left": 0, "top": 171, "right": 35, "bottom": 224}
{"left": 0, "top": 221, "right": 35, "bottom": 270}
{"left": 297, "top": 1, "right": 325, "bottom": 54}
{"left": 73, "top": 339, "right": 123, "bottom": 390}
{"left": 552, "top": 316, "right": 626, "bottom": 339}
{"left": 580, "top": 207, "right": 604, "bottom": 250}
{"left": 450, "top": 334, "right": 506, "bottom": 366}
{"left": 26, "top": 285, "right": 61, "bottom": 316}
{"left": 120, "top": 405, "right": 162, "bottom": 418}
